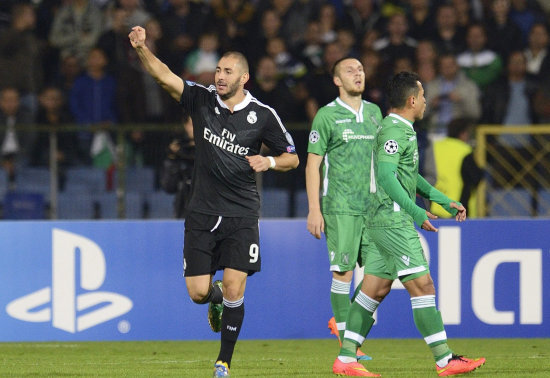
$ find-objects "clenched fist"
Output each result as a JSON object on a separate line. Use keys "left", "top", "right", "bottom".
{"left": 128, "top": 26, "right": 146, "bottom": 48}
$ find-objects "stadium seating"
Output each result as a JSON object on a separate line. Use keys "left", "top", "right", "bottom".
{"left": 146, "top": 191, "right": 175, "bottom": 219}
{"left": 488, "top": 188, "right": 533, "bottom": 217}
{"left": 260, "top": 188, "right": 290, "bottom": 218}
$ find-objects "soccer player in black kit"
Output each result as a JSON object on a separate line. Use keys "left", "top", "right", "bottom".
{"left": 129, "top": 26, "right": 299, "bottom": 377}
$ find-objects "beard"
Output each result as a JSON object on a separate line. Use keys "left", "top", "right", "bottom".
{"left": 218, "top": 79, "right": 241, "bottom": 101}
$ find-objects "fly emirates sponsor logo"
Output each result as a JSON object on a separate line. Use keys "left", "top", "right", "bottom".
{"left": 204, "top": 127, "right": 249, "bottom": 155}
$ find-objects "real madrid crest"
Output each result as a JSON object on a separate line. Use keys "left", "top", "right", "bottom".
{"left": 247, "top": 111, "right": 257, "bottom": 124}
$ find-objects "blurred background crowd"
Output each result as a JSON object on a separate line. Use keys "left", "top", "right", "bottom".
{"left": 0, "top": 0, "right": 549, "bottom": 218}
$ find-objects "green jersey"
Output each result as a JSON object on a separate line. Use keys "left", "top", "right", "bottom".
{"left": 367, "top": 113, "right": 420, "bottom": 227}
{"left": 308, "top": 97, "right": 383, "bottom": 215}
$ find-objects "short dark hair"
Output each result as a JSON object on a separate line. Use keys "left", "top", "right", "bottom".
{"left": 387, "top": 71, "right": 420, "bottom": 109}
{"left": 331, "top": 56, "right": 357, "bottom": 77}
{"left": 447, "top": 118, "right": 474, "bottom": 139}
{"left": 221, "top": 51, "right": 249, "bottom": 73}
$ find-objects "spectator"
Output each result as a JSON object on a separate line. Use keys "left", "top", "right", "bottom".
{"left": 482, "top": 50, "right": 539, "bottom": 188}
{"left": 360, "top": 49, "right": 386, "bottom": 113}
{"left": 69, "top": 47, "right": 117, "bottom": 168}
{"left": 183, "top": 31, "right": 220, "bottom": 86}
{"left": 524, "top": 22, "right": 549, "bottom": 76}
{"left": 425, "top": 53, "right": 481, "bottom": 136}
{"left": 341, "top": 0, "right": 382, "bottom": 43}
{"left": 0, "top": 87, "right": 34, "bottom": 188}
{"left": 0, "top": 3, "right": 42, "bottom": 116}
{"left": 304, "top": 41, "right": 345, "bottom": 121}
{"left": 452, "top": 0, "right": 477, "bottom": 29}
{"left": 159, "top": 0, "right": 211, "bottom": 73}
{"left": 423, "top": 117, "right": 483, "bottom": 218}
{"left": 485, "top": 0, "right": 525, "bottom": 60}
{"left": 52, "top": 54, "right": 83, "bottom": 97}
{"left": 118, "top": 18, "right": 181, "bottom": 171}
{"left": 415, "top": 39, "right": 438, "bottom": 68}
{"left": 373, "top": 12, "right": 417, "bottom": 72}
{"left": 266, "top": 0, "right": 312, "bottom": 50}
{"left": 298, "top": 20, "right": 324, "bottom": 70}
{"left": 247, "top": 8, "right": 282, "bottom": 68}
{"left": 30, "top": 86, "right": 78, "bottom": 190}
{"left": 457, "top": 22, "right": 503, "bottom": 90}
{"left": 316, "top": 2, "right": 339, "bottom": 44}
{"left": 247, "top": 55, "right": 298, "bottom": 122}
{"left": 336, "top": 28, "right": 360, "bottom": 59}
{"left": 48, "top": 0, "right": 104, "bottom": 65}
{"left": 509, "top": 0, "right": 546, "bottom": 45}
{"left": 118, "top": 0, "right": 151, "bottom": 29}
{"left": 210, "top": 0, "right": 256, "bottom": 52}
{"left": 481, "top": 50, "right": 538, "bottom": 141}
{"left": 432, "top": 3, "right": 466, "bottom": 54}
{"left": 265, "top": 36, "right": 307, "bottom": 88}
{"left": 406, "top": 0, "right": 436, "bottom": 41}
{"left": 97, "top": 6, "right": 132, "bottom": 75}
{"left": 160, "top": 113, "right": 195, "bottom": 219}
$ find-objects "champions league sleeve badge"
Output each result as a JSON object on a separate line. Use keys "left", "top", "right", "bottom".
{"left": 309, "top": 130, "right": 320, "bottom": 144}
{"left": 384, "top": 139, "right": 398, "bottom": 154}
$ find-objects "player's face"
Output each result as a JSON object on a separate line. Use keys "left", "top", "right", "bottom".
{"left": 336, "top": 59, "right": 365, "bottom": 96}
{"left": 215, "top": 56, "right": 245, "bottom": 100}
{"left": 413, "top": 81, "right": 427, "bottom": 120}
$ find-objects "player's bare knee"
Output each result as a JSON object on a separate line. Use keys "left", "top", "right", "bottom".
{"left": 222, "top": 285, "right": 243, "bottom": 301}
{"left": 188, "top": 287, "right": 211, "bottom": 304}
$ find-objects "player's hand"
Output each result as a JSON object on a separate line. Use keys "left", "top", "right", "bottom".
{"left": 128, "top": 26, "right": 146, "bottom": 48}
{"left": 450, "top": 202, "right": 467, "bottom": 222}
{"left": 246, "top": 155, "right": 270, "bottom": 172}
{"left": 307, "top": 209, "right": 324, "bottom": 239}
{"left": 421, "top": 211, "right": 438, "bottom": 232}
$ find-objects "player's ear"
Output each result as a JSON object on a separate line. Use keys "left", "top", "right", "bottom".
{"left": 241, "top": 72, "right": 249, "bottom": 85}
{"left": 333, "top": 76, "right": 342, "bottom": 87}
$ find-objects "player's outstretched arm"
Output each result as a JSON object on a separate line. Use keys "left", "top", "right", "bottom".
{"left": 305, "top": 153, "right": 324, "bottom": 239}
{"left": 128, "top": 26, "right": 183, "bottom": 101}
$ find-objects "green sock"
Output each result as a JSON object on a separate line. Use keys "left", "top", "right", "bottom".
{"left": 351, "top": 279, "right": 363, "bottom": 301}
{"left": 331, "top": 279, "right": 351, "bottom": 341}
{"left": 411, "top": 295, "right": 452, "bottom": 364}
{"left": 339, "top": 291, "right": 378, "bottom": 358}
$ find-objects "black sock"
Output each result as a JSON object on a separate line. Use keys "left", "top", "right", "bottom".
{"left": 210, "top": 283, "right": 223, "bottom": 304}
{"left": 194, "top": 282, "right": 223, "bottom": 304}
{"left": 217, "top": 297, "right": 244, "bottom": 367}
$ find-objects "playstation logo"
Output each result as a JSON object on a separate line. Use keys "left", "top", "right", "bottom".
{"left": 6, "top": 228, "right": 133, "bottom": 333}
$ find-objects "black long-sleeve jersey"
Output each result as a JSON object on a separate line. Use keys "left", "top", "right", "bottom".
{"left": 180, "top": 80, "right": 296, "bottom": 217}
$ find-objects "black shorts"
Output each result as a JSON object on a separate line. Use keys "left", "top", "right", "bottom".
{"left": 183, "top": 211, "right": 260, "bottom": 277}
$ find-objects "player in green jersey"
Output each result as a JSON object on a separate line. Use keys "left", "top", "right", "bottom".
{"left": 305, "top": 57, "right": 383, "bottom": 365}
{"left": 332, "top": 72, "right": 485, "bottom": 377}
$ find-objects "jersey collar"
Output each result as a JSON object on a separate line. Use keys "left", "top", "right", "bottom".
{"left": 388, "top": 113, "right": 414, "bottom": 131}
{"left": 336, "top": 97, "right": 364, "bottom": 123}
{"left": 216, "top": 90, "right": 252, "bottom": 112}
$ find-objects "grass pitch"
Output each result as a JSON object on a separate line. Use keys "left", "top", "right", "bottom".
{"left": 0, "top": 338, "right": 548, "bottom": 377}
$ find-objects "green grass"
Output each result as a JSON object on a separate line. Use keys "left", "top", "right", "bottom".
{"left": 0, "top": 338, "right": 548, "bottom": 377}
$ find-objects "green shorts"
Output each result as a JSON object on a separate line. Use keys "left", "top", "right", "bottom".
{"left": 324, "top": 214, "right": 369, "bottom": 272}
{"left": 365, "top": 226, "right": 429, "bottom": 283}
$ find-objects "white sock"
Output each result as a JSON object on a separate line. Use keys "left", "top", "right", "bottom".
{"left": 338, "top": 356, "right": 357, "bottom": 364}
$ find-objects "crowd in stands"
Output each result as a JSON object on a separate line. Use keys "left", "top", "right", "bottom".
{"left": 0, "top": 0, "right": 550, "bottom": 189}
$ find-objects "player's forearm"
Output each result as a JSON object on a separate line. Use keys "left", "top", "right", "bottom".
{"left": 134, "top": 45, "right": 182, "bottom": 100}
{"left": 378, "top": 161, "right": 427, "bottom": 226}
{"left": 272, "top": 153, "right": 299, "bottom": 172}
{"left": 416, "top": 174, "right": 459, "bottom": 216}
{"left": 305, "top": 162, "right": 321, "bottom": 212}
